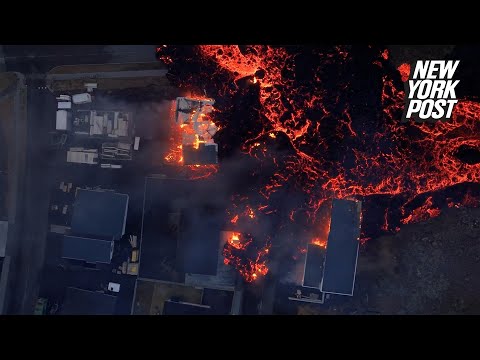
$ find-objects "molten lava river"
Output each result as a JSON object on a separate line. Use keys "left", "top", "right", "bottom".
{"left": 157, "top": 45, "right": 480, "bottom": 282}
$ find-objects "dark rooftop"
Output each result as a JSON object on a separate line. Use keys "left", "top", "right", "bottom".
{"left": 110, "top": 273, "right": 137, "bottom": 315}
{"left": 39, "top": 267, "right": 137, "bottom": 315}
{"left": 201, "top": 288, "right": 234, "bottom": 315}
{"left": 163, "top": 300, "right": 212, "bottom": 315}
{"left": 303, "top": 243, "right": 325, "bottom": 289}
{"left": 184, "top": 231, "right": 237, "bottom": 289}
{"left": 321, "top": 199, "right": 362, "bottom": 296}
{"left": 62, "top": 235, "right": 114, "bottom": 264}
{"left": 71, "top": 189, "right": 128, "bottom": 241}
{"left": 182, "top": 144, "right": 218, "bottom": 165}
{"left": 139, "top": 178, "right": 187, "bottom": 282}
{"left": 139, "top": 177, "right": 225, "bottom": 282}
{"left": 61, "top": 287, "right": 117, "bottom": 315}
{"left": 177, "top": 207, "right": 221, "bottom": 276}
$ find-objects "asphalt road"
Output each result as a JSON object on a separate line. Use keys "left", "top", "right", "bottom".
{"left": 2, "top": 45, "right": 156, "bottom": 73}
{"left": 0, "top": 45, "right": 157, "bottom": 314}
{"left": 7, "top": 76, "right": 54, "bottom": 314}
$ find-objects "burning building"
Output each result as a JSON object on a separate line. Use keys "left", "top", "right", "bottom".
{"left": 137, "top": 176, "right": 234, "bottom": 283}
{"left": 133, "top": 176, "right": 242, "bottom": 314}
{"left": 174, "top": 97, "right": 219, "bottom": 165}
{"left": 291, "top": 198, "right": 362, "bottom": 304}
{"left": 321, "top": 199, "right": 362, "bottom": 296}
{"left": 302, "top": 243, "right": 325, "bottom": 290}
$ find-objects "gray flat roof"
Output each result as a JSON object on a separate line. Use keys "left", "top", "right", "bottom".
{"left": 139, "top": 178, "right": 188, "bottom": 282}
{"left": 71, "top": 189, "right": 128, "bottom": 241}
{"left": 62, "top": 235, "right": 113, "bottom": 264}
{"left": 183, "top": 144, "right": 218, "bottom": 165}
{"left": 184, "top": 231, "right": 237, "bottom": 289}
{"left": 303, "top": 243, "right": 325, "bottom": 289}
{"left": 178, "top": 207, "right": 220, "bottom": 276}
{"left": 201, "top": 288, "right": 234, "bottom": 315}
{"left": 321, "top": 199, "right": 362, "bottom": 296}
{"left": 139, "top": 177, "right": 225, "bottom": 282}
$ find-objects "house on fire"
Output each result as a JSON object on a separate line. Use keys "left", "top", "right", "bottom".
{"left": 174, "top": 97, "right": 219, "bottom": 165}
{"left": 291, "top": 198, "right": 362, "bottom": 304}
{"left": 132, "top": 176, "right": 242, "bottom": 315}
{"left": 321, "top": 198, "right": 362, "bottom": 296}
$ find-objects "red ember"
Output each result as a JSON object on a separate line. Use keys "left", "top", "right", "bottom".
{"left": 397, "top": 63, "right": 411, "bottom": 82}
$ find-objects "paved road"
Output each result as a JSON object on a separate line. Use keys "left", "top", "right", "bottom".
{"left": 47, "top": 69, "right": 168, "bottom": 81}
{"left": 8, "top": 76, "right": 54, "bottom": 314}
{"left": 2, "top": 45, "right": 156, "bottom": 74}
{"left": 0, "top": 45, "right": 158, "bottom": 314}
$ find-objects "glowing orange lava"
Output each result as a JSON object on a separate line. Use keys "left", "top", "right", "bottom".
{"left": 223, "top": 233, "right": 270, "bottom": 283}
{"left": 397, "top": 63, "right": 411, "bottom": 82}
{"left": 158, "top": 45, "right": 480, "bottom": 282}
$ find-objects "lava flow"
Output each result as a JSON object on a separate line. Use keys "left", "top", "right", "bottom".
{"left": 223, "top": 232, "right": 270, "bottom": 283}
{"left": 158, "top": 45, "right": 480, "bottom": 283}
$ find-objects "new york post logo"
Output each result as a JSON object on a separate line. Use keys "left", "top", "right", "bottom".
{"left": 402, "top": 60, "right": 460, "bottom": 122}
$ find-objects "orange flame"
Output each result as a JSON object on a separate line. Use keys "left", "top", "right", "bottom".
{"left": 163, "top": 98, "right": 218, "bottom": 179}
{"left": 223, "top": 232, "right": 270, "bottom": 283}
{"left": 228, "top": 232, "right": 244, "bottom": 250}
{"left": 311, "top": 238, "right": 327, "bottom": 248}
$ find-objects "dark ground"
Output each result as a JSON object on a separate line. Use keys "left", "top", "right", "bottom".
{"left": 2, "top": 45, "right": 155, "bottom": 74}
{"left": 276, "top": 206, "right": 480, "bottom": 315}
{"left": 357, "top": 206, "right": 480, "bottom": 314}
